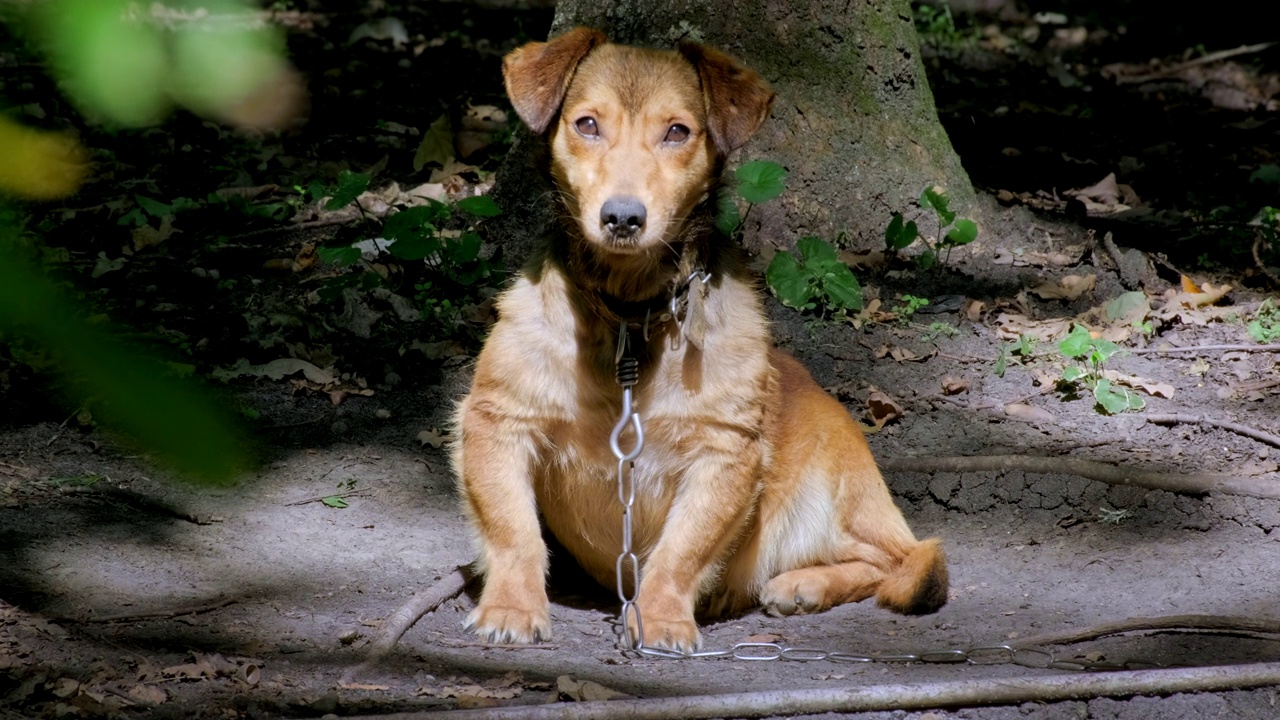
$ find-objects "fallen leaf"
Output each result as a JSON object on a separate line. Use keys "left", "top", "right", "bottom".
{"left": 417, "top": 429, "right": 452, "bottom": 448}
{"left": 414, "top": 114, "right": 454, "bottom": 172}
{"left": 744, "top": 633, "right": 783, "bottom": 643}
{"left": 1028, "top": 274, "right": 1096, "bottom": 301}
{"left": 941, "top": 376, "right": 969, "bottom": 395}
{"left": 1180, "top": 275, "right": 1201, "bottom": 293}
{"left": 865, "top": 390, "right": 904, "bottom": 429}
{"left": 962, "top": 299, "right": 985, "bottom": 322}
{"left": 1102, "top": 370, "right": 1175, "bottom": 398}
{"left": 1004, "top": 403, "right": 1055, "bottom": 424}
{"left": 557, "top": 675, "right": 629, "bottom": 702}
{"left": 131, "top": 215, "right": 177, "bottom": 250}
{"left": 1185, "top": 357, "right": 1211, "bottom": 376}
{"left": 994, "top": 313, "right": 1072, "bottom": 342}
{"left": 127, "top": 685, "right": 167, "bottom": 705}
{"left": 91, "top": 252, "right": 126, "bottom": 278}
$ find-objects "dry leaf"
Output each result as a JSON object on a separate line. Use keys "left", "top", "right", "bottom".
{"left": 1004, "top": 403, "right": 1055, "bottom": 424}
{"left": 417, "top": 429, "right": 452, "bottom": 448}
{"left": 132, "top": 216, "right": 177, "bottom": 250}
{"left": 127, "top": 685, "right": 167, "bottom": 705}
{"left": 557, "top": 675, "right": 629, "bottom": 702}
{"left": 1155, "top": 282, "right": 1232, "bottom": 320}
{"left": 962, "top": 299, "right": 985, "bottom": 322}
{"left": 1028, "top": 274, "right": 1096, "bottom": 301}
{"left": 994, "top": 313, "right": 1072, "bottom": 342}
{"left": 1185, "top": 358, "right": 1211, "bottom": 376}
{"left": 941, "top": 376, "right": 969, "bottom": 395}
{"left": 865, "top": 390, "right": 904, "bottom": 429}
{"left": 1180, "top": 275, "right": 1201, "bottom": 293}
{"left": 1102, "top": 370, "right": 1175, "bottom": 398}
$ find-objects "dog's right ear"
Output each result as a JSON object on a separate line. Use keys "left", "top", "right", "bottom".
{"left": 503, "top": 27, "right": 608, "bottom": 134}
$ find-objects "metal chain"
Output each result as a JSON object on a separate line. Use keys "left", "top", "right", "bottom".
{"left": 607, "top": 322, "right": 1170, "bottom": 672}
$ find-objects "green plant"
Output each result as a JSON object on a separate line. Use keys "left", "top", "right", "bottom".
{"left": 765, "top": 237, "right": 863, "bottom": 315}
{"left": 893, "top": 294, "right": 930, "bottom": 321}
{"left": 1248, "top": 298, "right": 1280, "bottom": 343}
{"left": 885, "top": 186, "right": 978, "bottom": 269}
{"left": 1096, "top": 507, "right": 1131, "bottom": 525}
{"left": 717, "top": 160, "right": 787, "bottom": 238}
{"left": 922, "top": 321, "right": 959, "bottom": 342}
{"left": 993, "top": 334, "right": 1036, "bottom": 378}
{"left": 1058, "top": 324, "right": 1143, "bottom": 414}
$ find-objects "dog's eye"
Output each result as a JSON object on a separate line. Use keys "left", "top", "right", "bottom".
{"left": 574, "top": 117, "right": 599, "bottom": 137}
{"left": 663, "top": 124, "right": 690, "bottom": 143}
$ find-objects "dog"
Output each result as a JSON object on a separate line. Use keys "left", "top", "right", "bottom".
{"left": 451, "top": 27, "right": 948, "bottom": 652}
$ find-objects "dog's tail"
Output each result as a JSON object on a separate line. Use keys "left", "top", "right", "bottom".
{"left": 875, "top": 538, "right": 948, "bottom": 615}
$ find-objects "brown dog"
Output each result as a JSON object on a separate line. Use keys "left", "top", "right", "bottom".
{"left": 452, "top": 28, "right": 947, "bottom": 652}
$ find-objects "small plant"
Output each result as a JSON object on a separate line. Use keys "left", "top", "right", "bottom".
{"left": 993, "top": 334, "right": 1036, "bottom": 378}
{"left": 1096, "top": 507, "right": 1131, "bottom": 525}
{"left": 1248, "top": 298, "right": 1280, "bottom": 343}
{"left": 892, "top": 294, "right": 930, "bottom": 321}
{"left": 885, "top": 186, "right": 978, "bottom": 269}
{"left": 718, "top": 159, "right": 787, "bottom": 238}
{"left": 921, "top": 321, "right": 959, "bottom": 342}
{"left": 1058, "top": 324, "right": 1143, "bottom": 414}
{"left": 766, "top": 236, "right": 863, "bottom": 315}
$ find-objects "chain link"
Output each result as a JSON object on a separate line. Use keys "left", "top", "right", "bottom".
{"left": 608, "top": 323, "right": 1167, "bottom": 672}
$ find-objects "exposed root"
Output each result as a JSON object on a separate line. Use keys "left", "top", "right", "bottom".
{"left": 1146, "top": 413, "right": 1280, "bottom": 450}
{"left": 879, "top": 454, "right": 1280, "bottom": 500}
{"left": 1020, "top": 614, "right": 1280, "bottom": 647}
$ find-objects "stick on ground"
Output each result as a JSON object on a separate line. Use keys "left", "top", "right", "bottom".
{"left": 878, "top": 455, "right": 1280, "bottom": 500}
{"left": 340, "top": 568, "right": 469, "bottom": 686}
{"left": 342, "top": 661, "right": 1280, "bottom": 720}
{"left": 1020, "top": 614, "right": 1280, "bottom": 647}
{"left": 1146, "top": 413, "right": 1280, "bottom": 450}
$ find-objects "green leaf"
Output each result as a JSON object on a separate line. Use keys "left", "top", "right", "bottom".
{"left": 457, "top": 195, "right": 503, "bottom": 217}
{"left": 446, "top": 232, "right": 482, "bottom": 264}
{"left": 885, "top": 214, "right": 919, "bottom": 250}
{"left": 716, "top": 191, "right": 742, "bottom": 236}
{"left": 821, "top": 264, "right": 863, "bottom": 311}
{"left": 1062, "top": 366, "right": 1087, "bottom": 382}
{"left": 321, "top": 495, "right": 349, "bottom": 509}
{"left": 1094, "top": 379, "right": 1144, "bottom": 414}
{"left": 942, "top": 217, "right": 978, "bottom": 246}
{"left": 325, "top": 171, "right": 370, "bottom": 210}
{"left": 1104, "top": 291, "right": 1149, "bottom": 323}
{"left": 735, "top": 160, "right": 788, "bottom": 204}
{"left": 920, "top": 186, "right": 955, "bottom": 224}
{"left": 1058, "top": 324, "right": 1093, "bottom": 359}
{"left": 916, "top": 250, "right": 937, "bottom": 270}
{"left": 388, "top": 235, "right": 441, "bottom": 261}
{"left": 384, "top": 203, "right": 447, "bottom": 242}
{"left": 993, "top": 345, "right": 1008, "bottom": 378}
{"left": 318, "top": 245, "right": 361, "bottom": 266}
{"left": 765, "top": 251, "right": 814, "bottom": 308}
{"left": 796, "top": 236, "right": 838, "bottom": 265}
{"left": 1014, "top": 334, "right": 1036, "bottom": 356}
{"left": 135, "top": 195, "right": 173, "bottom": 217}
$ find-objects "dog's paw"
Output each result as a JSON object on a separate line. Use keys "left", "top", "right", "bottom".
{"left": 464, "top": 603, "right": 551, "bottom": 644}
{"left": 760, "top": 569, "right": 834, "bottom": 617}
{"left": 629, "top": 605, "right": 701, "bottom": 653}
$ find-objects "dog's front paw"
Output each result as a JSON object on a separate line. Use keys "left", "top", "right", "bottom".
{"left": 760, "top": 568, "right": 834, "bottom": 616}
{"left": 629, "top": 605, "right": 701, "bottom": 653}
{"left": 465, "top": 602, "right": 551, "bottom": 643}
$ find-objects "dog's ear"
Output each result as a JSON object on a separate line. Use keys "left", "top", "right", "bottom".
{"left": 503, "top": 27, "right": 608, "bottom": 134}
{"left": 679, "top": 42, "right": 775, "bottom": 154}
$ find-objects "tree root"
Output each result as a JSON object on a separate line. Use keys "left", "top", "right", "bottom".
{"left": 340, "top": 568, "right": 469, "bottom": 686}
{"left": 1128, "top": 343, "right": 1280, "bottom": 354}
{"left": 878, "top": 455, "right": 1280, "bottom": 500}
{"left": 1146, "top": 413, "right": 1280, "bottom": 449}
{"left": 1020, "top": 614, "right": 1280, "bottom": 647}
{"left": 77, "top": 596, "right": 236, "bottom": 623}
{"left": 343, "top": 662, "right": 1280, "bottom": 719}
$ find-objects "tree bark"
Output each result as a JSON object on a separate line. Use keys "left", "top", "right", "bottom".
{"left": 486, "top": 0, "right": 973, "bottom": 260}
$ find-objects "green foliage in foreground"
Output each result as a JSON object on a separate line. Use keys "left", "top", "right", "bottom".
{"left": 0, "top": 225, "right": 250, "bottom": 484}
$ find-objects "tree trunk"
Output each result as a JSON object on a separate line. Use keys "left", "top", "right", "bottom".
{"left": 486, "top": 0, "right": 973, "bottom": 258}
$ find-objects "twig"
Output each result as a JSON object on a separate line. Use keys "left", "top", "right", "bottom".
{"left": 341, "top": 662, "right": 1280, "bottom": 719}
{"left": 1254, "top": 232, "right": 1280, "bottom": 287}
{"left": 78, "top": 596, "right": 235, "bottom": 623}
{"left": 1127, "top": 343, "right": 1280, "bottom": 354}
{"left": 1116, "top": 42, "right": 1277, "bottom": 84}
{"left": 1146, "top": 413, "right": 1280, "bottom": 449}
{"left": 1019, "top": 614, "right": 1280, "bottom": 647}
{"left": 222, "top": 210, "right": 362, "bottom": 242}
{"left": 340, "top": 569, "right": 469, "bottom": 686}
{"left": 285, "top": 489, "right": 372, "bottom": 506}
{"left": 878, "top": 455, "right": 1280, "bottom": 500}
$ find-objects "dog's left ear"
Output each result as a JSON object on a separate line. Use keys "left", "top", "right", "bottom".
{"left": 679, "top": 42, "right": 776, "bottom": 154}
{"left": 503, "top": 27, "right": 609, "bottom": 134}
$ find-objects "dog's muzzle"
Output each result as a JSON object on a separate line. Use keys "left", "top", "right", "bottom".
{"left": 600, "top": 196, "right": 647, "bottom": 240}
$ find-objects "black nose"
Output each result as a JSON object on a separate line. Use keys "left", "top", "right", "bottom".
{"left": 600, "top": 196, "right": 647, "bottom": 238}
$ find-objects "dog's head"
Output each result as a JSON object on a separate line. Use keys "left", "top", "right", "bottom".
{"left": 503, "top": 28, "right": 775, "bottom": 255}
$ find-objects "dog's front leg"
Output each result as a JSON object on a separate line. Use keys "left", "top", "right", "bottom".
{"left": 457, "top": 401, "right": 550, "bottom": 643}
{"left": 633, "top": 431, "right": 760, "bottom": 652}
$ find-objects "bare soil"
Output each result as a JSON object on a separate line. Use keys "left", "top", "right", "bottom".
{"left": 3, "top": 2, "right": 1280, "bottom": 719}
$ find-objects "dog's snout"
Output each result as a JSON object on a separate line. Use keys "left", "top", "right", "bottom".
{"left": 600, "top": 196, "right": 647, "bottom": 237}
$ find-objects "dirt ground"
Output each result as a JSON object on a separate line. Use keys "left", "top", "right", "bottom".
{"left": 4, "top": 2, "right": 1280, "bottom": 719}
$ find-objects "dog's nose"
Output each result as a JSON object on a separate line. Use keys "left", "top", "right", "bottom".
{"left": 600, "top": 196, "right": 647, "bottom": 237}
